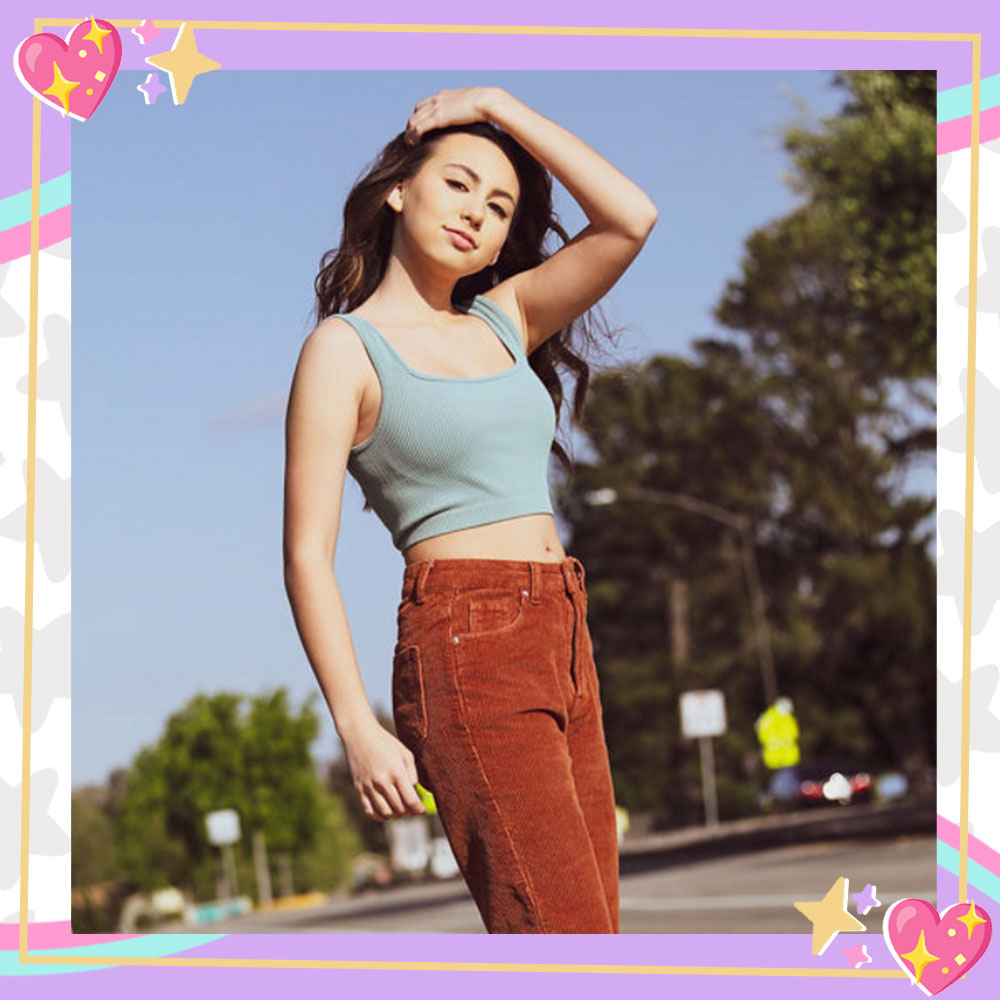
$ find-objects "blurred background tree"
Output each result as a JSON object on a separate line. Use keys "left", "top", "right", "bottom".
{"left": 72, "top": 687, "right": 362, "bottom": 930}
{"left": 555, "top": 70, "right": 935, "bottom": 827}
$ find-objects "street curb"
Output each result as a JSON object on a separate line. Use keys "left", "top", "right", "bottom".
{"left": 619, "top": 800, "right": 936, "bottom": 873}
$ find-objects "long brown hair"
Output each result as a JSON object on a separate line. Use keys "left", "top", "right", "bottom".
{"left": 313, "top": 120, "right": 618, "bottom": 504}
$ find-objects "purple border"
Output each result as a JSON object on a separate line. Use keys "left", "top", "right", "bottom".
{"left": 1, "top": 1, "right": 996, "bottom": 198}
{"left": 8, "top": 870, "right": 998, "bottom": 998}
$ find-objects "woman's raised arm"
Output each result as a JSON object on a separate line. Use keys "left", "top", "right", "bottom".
{"left": 406, "top": 86, "right": 658, "bottom": 352}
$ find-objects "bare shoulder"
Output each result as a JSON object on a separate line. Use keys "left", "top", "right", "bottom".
{"left": 478, "top": 284, "right": 530, "bottom": 354}
{"left": 296, "top": 315, "right": 373, "bottom": 394}
{"left": 285, "top": 317, "right": 371, "bottom": 566}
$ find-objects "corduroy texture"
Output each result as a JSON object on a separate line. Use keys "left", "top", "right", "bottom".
{"left": 392, "top": 556, "right": 620, "bottom": 934}
{"left": 340, "top": 295, "right": 557, "bottom": 551}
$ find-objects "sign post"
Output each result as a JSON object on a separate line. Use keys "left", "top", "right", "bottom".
{"left": 205, "top": 808, "right": 241, "bottom": 900}
{"left": 680, "top": 689, "right": 727, "bottom": 828}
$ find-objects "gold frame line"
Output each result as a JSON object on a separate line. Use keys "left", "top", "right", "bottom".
{"left": 26, "top": 21, "right": 983, "bottom": 40}
{"left": 17, "top": 18, "right": 982, "bottom": 973}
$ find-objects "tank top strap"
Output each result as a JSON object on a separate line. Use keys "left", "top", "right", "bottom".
{"left": 466, "top": 294, "right": 527, "bottom": 358}
{"left": 332, "top": 313, "right": 409, "bottom": 382}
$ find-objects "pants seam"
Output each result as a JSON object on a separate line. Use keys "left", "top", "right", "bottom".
{"left": 448, "top": 637, "right": 550, "bottom": 934}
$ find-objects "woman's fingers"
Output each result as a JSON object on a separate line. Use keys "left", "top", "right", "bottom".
{"left": 373, "top": 776, "right": 411, "bottom": 817}
{"left": 405, "top": 88, "right": 488, "bottom": 144}
{"left": 362, "top": 775, "right": 425, "bottom": 819}
{"left": 365, "top": 786, "right": 395, "bottom": 820}
{"left": 398, "top": 780, "right": 426, "bottom": 815}
{"left": 358, "top": 790, "right": 379, "bottom": 821}
{"left": 405, "top": 108, "right": 436, "bottom": 145}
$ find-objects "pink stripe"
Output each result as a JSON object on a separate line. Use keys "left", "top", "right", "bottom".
{"left": 937, "top": 814, "right": 1000, "bottom": 873}
{"left": 0, "top": 920, "right": 139, "bottom": 951}
{"left": 937, "top": 105, "right": 1000, "bottom": 154}
{"left": 0, "top": 204, "right": 71, "bottom": 265}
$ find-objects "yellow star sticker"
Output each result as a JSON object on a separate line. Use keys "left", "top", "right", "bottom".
{"left": 82, "top": 16, "right": 112, "bottom": 56}
{"left": 146, "top": 22, "right": 220, "bottom": 105}
{"left": 900, "top": 928, "right": 940, "bottom": 985}
{"left": 42, "top": 61, "right": 80, "bottom": 114}
{"left": 794, "top": 876, "right": 866, "bottom": 955}
{"left": 956, "top": 900, "right": 988, "bottom": 940}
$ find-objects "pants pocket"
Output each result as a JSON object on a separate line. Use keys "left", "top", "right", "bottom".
{"left": 451, "top": 586, "right": 530, "bottom": 639}
{"left": 392, "top": 645, "right": 428, "bottom": 752}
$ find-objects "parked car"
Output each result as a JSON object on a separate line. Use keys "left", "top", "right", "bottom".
{"left": 764, "top": 759, "right": 874, "bottom": 809}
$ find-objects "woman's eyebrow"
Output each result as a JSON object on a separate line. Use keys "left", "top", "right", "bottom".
{"left": 443, "top": 163, "right": 516, "bottom": 204}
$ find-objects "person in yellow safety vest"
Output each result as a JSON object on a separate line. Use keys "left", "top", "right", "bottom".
{"left": 755, "top": 697, "right": 800, "bottom": 769}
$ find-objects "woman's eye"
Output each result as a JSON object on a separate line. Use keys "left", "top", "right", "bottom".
{"left": 446, "top": 179, "right": 467, "bottom": 191}
{"left": 490, "top": 204, "right": 508, "bottom": 219}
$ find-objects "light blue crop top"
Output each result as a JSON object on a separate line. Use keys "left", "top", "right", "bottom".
{"left": 336, "top": 295, "right": 557, "bottom": 551}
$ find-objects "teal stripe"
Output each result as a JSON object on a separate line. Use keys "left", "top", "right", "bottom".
{"left": 938, "top": 73, "right": 1000, "bottom": 123}
{"left": 937, "top": 841, "right": 1000, "bottom": 903}
{"left": 1, "top": 933, "right": 226, "bottom": 977}
{"left": 0, "top": 173, "right": 71, "bottom": 232}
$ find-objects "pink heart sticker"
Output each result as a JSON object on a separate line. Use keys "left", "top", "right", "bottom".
{"left": 883, "top": 898, "right": 992, "bottom": 995}
{"left": 13, "top": 16, "right": 122, "bottom": 121}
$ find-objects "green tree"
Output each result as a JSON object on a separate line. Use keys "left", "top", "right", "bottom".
{"left": 557, "top": 71, "right": 936, "bottom": 824}
{"left": 71, "top": 785, "right": 123, "bottom": 887}
{"left": 293, "top": 788, "right": 363, "bottom": 893}
{"left": 710, "top": 69, "right": 936, "bottom": 782}
{"left": 112, "top": 689, "right": 361, "bottom": 900}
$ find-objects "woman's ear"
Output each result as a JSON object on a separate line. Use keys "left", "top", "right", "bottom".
{"left": 386, "top": 180, "right": 405, "bottom": 214}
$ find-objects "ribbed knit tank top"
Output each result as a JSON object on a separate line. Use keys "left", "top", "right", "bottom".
{"left": 336, "top": 294, "right": 557, "bottom": 551}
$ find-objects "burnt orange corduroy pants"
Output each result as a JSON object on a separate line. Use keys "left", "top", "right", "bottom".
{"left": 391, "top": 556, "right": 620, "bottom": 933}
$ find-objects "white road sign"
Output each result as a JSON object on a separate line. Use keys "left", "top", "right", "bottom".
{"left": 680, "top": 689, "right": 727, "bottom": 738}
{"left": 205, "top": 808, "right": 241, "bottom": 846}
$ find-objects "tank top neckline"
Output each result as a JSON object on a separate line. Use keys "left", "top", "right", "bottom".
{"left": 348, "top": 294, "right": 524, "bottom": 384}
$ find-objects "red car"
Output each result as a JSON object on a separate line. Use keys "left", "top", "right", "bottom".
{"left": 764, "top": 759, "right": 874, "bottom": 809}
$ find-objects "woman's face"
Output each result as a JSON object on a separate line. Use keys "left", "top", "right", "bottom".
{"left": 388, "top": 132, "right": 520, "bottom": 277}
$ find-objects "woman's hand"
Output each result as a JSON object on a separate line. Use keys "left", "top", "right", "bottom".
{"left": 342, "top": 716, "right": 427, "bottom": 820}
{"left": 404, "top": 87, "right": 502, "bottom": 145}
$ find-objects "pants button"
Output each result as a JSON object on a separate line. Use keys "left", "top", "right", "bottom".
{"left": 452, "top": 636, "right": 460, "bottom": 644}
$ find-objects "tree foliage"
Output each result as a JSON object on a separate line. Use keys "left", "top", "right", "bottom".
{"left": 557, "top": 71, "right": 936, "bottom": 825}
{"left": 108, "top": 689, "right": 360, "bottom": 898}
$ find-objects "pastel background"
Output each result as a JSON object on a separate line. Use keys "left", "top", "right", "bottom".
{"left": 1, "top": 1, "right": 998, "bottom": 996}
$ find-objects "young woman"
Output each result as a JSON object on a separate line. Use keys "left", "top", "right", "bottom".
{"left": 284, "top": 86, "right": 656, "bottom": 933}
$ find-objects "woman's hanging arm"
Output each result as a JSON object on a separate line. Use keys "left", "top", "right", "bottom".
{"left": 283, "top": 321, "right": 425, "bottom": 821}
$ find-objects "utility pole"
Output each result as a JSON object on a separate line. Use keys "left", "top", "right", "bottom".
{"left": 586, "top": 487, "right": 779, "bottom": 705}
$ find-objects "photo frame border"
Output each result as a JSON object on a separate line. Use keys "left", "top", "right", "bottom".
{"left": 12, "top": 16, "right": 984, "bottom": 981}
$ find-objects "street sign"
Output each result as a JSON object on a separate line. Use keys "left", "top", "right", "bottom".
{"left": 386, "top": 815, "right": 430, "bottom": 874}
{"left": 205, "top": 808, "right": 241, "bottom": 846}
{"left": 680, "top": 689, "right": 727, "bottom": 738}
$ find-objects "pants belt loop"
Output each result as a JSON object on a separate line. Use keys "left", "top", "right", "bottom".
{"left": 529, "top": 562, "right": 542, "bottom": 604}
{"left": 560, "top": 558, "right": 575, "bottom": 596}
{"left": 413, "top": 560, "right": 434, "bottom": 604}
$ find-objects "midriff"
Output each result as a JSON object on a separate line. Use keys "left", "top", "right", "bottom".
{"left": 402, "top": 513, "right": 567, "bottom": 565}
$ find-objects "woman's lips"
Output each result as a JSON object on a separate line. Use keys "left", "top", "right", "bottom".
{"left": 444, "top": 227, "right": 476, "bottom": 250}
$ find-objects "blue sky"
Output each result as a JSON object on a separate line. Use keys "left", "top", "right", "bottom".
{"left": 71, "top": 70, "right": 920, "bottom": 787}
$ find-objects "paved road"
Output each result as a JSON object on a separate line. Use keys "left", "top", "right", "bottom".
{"left": 178, "top": 833, "right": 935, "bottom": 934}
